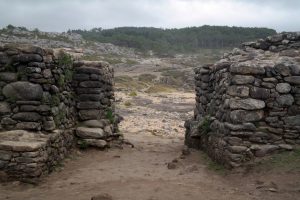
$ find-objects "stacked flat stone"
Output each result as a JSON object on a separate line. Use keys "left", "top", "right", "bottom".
{"left": 0, "top": 45, "right": 120, "bottom": 181}
{"left": 185, "top": 32, "right": 300, "bottom": 168}
{"left": 73, "top": 61, "right": 119, "bottom": 149}
{"left": 0, "top": 44, "right": 76, "bottom": 132}
{"left": 0, "top": 129, "right": 74, "bottom": 182}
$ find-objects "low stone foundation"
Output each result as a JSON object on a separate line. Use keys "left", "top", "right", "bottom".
{"left": 0, "top": 129, "right": 75, "bottom": 181}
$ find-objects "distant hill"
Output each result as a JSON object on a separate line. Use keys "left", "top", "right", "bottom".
{"left": 71, "top": 26, "right": 276, "bottom": 55}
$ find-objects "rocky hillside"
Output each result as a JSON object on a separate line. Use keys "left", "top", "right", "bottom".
{"left": 0, "top": 26, "right": 136, "bottom": 57}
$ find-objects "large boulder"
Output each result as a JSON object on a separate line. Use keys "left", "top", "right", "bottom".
{"left": 3, "top": 81, "right": 43, "bottom": 101}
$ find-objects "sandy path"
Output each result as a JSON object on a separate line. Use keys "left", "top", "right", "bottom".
{"left": 0, "top": 91, "right": 299, "bottom": 200}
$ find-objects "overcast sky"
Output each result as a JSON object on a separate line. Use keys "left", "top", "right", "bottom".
{"left": 0, "top": 0, "right": 299, "bottom": 32}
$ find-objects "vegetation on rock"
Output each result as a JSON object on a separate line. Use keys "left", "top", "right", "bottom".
{"left": 72, "top": 26, "right": 276, "bottom": 55}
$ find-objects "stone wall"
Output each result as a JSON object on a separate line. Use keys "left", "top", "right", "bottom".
{"left": 185, "top": 32, "right": 300, "bottom": 168}
{"left": 0, "top": 44, "right": 119, "bottom": 181}
{"left": 0, "top": 129, "right": 74, "bottom": 182}
{"left": 0, "top": 44, "right": 77, "bottom": 131}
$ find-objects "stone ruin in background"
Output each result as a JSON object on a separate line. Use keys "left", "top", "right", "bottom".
{"left": 185, "top": 32, "right": 300, "bottom": 168}
{"left": 0, "top": 44, "right": 121, "bottom": 181}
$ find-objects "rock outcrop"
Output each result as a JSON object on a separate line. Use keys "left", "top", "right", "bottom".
{"left": 185, "top": 32, "right": 300, "bottom": 168}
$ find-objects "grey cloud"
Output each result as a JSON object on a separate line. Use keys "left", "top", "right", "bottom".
{"left": 0, "top": 0, "right": 299, "bottom": 32}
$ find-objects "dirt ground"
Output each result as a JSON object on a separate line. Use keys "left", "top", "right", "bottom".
{"left": 0, "top": 91, "right": 300, "bottom": 200}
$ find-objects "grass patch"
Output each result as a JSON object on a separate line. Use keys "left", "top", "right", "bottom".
{"left": 125, "top": 59, "right": 139, "bottom": 65}
{"left": 105, "top": 108, "right": 115, "bottom": 124}
{"left": 115, "top": 75, "right": 148, "bottom": 90}
{"left": 78, "top": 140, "right": 89, "bottom": 150}
{"left": 201, "top": 152, "right": 227, "bottom": 174}
{"left": 124, "top": 101, "right": 132, "bottom": 107}
{"left": 58, "top": 52, "right": 73, "bottom": 68}
{"left": 57, "top": 74, "right": 65, "bottom": 87}
{"left": 102, "top": 57, "right": 123, "bottom": 65}
{"left": 82, "top": 54, "right": 100, "bottom": 61}
{"left": 198, "top": 116, "right": 212, "bottom": 135}
{"left": 145, "top": 84, "right": 175, "bottom": 93}
{"left": 138, "top": 74, "right": 157, "bottom": 82}
{"left": 128, "top": 91, "right": 137, "bottom": 97}
{"left": 65, "top": 69, "right": 73, "bottom": 82}
{"left": 257, "top": 148, "right": 300, "bottom": 171}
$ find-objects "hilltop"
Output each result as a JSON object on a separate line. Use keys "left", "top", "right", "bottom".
{"left": 72, "top": 26, "right": 276, "bottom": 55}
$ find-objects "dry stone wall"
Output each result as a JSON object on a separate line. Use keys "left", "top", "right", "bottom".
{"left": 0, "top": 44, "right": 119, "bottom": 181}
{"left": 185, "top": 32, "right": 300, "bottom": 168}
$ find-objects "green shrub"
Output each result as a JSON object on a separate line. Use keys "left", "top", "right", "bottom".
{"left": 106, "top": 108, "right": 115, "bottom": 123}
{"left": 125, "top": 59, "right": 139, "bottom": 65}
{"left": 4, "top": 60, "right": 15, "bottom": 72}
{"left": 78, "top": 140, "right": 89, "bottom": 150}
{"left": 54, "top": 109, "right": 66, "bottom": 126}
{"left": 128, "top": 91, "right": 137, "bottom": 97}
{"left": 58, "top": 52, "right": 73, "bottom": 68}
{"left": 57, "top": 74, "right": 65, "bottom": 87}
{"left": 124, "top": 101, "right": 132, "bottom": 107}
{"left": 138, "top": 74, "right": 156, "bottom": 82}
{"left": 198, "top": 116, "right": 212, "bottom": 135}
{"left": 65, "top": 69, "right": 73, "bottom": 82}
{"left": 50, "top": 95, "right": 60, "bottom": 107}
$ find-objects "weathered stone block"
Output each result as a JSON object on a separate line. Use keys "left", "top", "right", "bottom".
{"left": 230, "top": 62, "right": 265, "bottom": 75}
{"left": 76, "top": 127, "right": 105, "bottom": 139}
{"left": 276, "top": 83, "right": 291, "bottom": 93}
{"left": 12, "top": 112, "right": 41, "bottom": 122}
{"left": 0, "top": 102, "right": 11, "bottom": 115}
{"left": 78, "top": 110, "right": 104, "bottom": 121}
{"left": 229, "top": 98, "right": 265, "bottom": 110}
{"left": 79, "top": 81, "right": 103, "bottom": 88}
{"left": 230, "top": 110, "right": 264, "bottom": 123}
{"left": 284, "top": 76, "right": 300, "bottom": 84}
{"left": 12, "top": 54, "right": 43, "bottom": 63}
{"left": 16, "top": 122, "right": 41, "bottom": 130}
{"left": 227, "top": 86, "right": 249, "bottom": 97}
{"left": 76, "top": 102, "right": 101, "bottom": 109}
{"left": 249, "top": 87, "right": 270, "bottom": 99}
{"left": 0, "top": 72, "right": 17, "bottom": 82}
{"left": 3, "top": 81, "right": 43, "bottom": 101}
{"left": 231, "top": 75, "right": 255, "bottom": 85}
{"left": 81, "top": 139, "right": 107, "bottom": 149}
{"left": 282, "top": 115, "right": 300, "bottom": 126}
{"left": 78, "top": 94, "right": 103, "bottom": 101}
{"left": 276, "top": 94, "right": 294, "bottom": 107}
